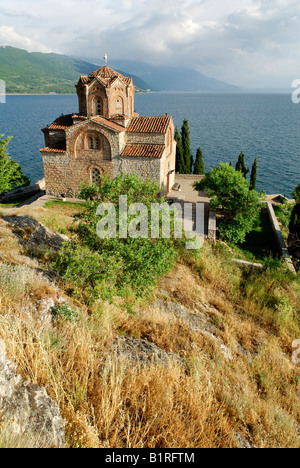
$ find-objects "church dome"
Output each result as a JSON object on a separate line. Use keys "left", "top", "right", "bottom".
{"left": 79, "top": 66, "right": 133, "bottom": 88}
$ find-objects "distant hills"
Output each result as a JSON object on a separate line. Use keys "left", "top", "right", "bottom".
{"left": 0, "top": 46, "right": 151, "bottom": 94}
{"left": 110, "top": 59, "right": 239, "bottom": 93}
{"left": 0, "top": 45, "right": 240, "bottom": 94}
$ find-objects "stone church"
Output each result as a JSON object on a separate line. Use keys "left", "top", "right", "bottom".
{"left": 40, "top": 62, "right": 176, "bottom": 197}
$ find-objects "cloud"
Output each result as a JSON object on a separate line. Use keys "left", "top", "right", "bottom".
{"left": 0, "top": 25, "right": 53, "bottom": 53}
{"left": 0, "top": 0, "right": 299, "bottom": 87}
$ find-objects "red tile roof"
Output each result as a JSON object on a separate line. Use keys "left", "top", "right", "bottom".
{"left": 91, "top": 116, "right": 126, "bottom": 132}
{"left": 40, "top": 146, "right": 66, "bottom": 153}
{"left": 121, "top": 144, "right": 165, "bottom": 159}
{"left": 45, "top": 114, "right": 75, "bottom": 131}
{"left": 79, "top": 66, "right": 133, "bottom": 88}
{"left": 127, "top": 116, "right": 171, "bottom": 134}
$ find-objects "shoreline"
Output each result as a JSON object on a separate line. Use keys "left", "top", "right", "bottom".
{"left": 5, "top": 90, "right": 292, "bottom": 96}
{"left": 6, "top": 90, "right": 152, "bottom": 96}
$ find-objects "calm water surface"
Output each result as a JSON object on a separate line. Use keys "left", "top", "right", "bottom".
{"left": 0, "top": 93, "right": 299, "bottom": 197}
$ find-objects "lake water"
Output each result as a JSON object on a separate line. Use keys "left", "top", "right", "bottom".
{"left": 0, "top": 93, "right": 299, "bottom": 197}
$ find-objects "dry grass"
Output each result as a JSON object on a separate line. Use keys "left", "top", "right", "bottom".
{"left": 26, "top": 201, "right": 84, "bottom": 236}
{"left": 0, "top": 210, "right": 299, "bottom": 448}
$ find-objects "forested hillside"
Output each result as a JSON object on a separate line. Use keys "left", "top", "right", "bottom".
{"left": 0, "top": 46, "right": 151, "bottom": 94}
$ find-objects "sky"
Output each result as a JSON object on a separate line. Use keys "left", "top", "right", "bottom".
{"left": 0, "top": 0, "right": 300, "bottom": 88}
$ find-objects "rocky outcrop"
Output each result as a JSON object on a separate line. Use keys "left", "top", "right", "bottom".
{"left": 0, "top": 341, "right": 65, "bottom": 448}
{"left": 4, "top": 216, "right": 68, "bottom": 252}
{"left": 112, "top": 336, "right": 181, "bottom": 368}
{"left": 153, "top": 298, "right": 237, "bottom": 362}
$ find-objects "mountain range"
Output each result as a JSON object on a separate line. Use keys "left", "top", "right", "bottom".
{"left": 0, "top": 46, "right": 239, "bottom": 94}
{"left": 110, "top": 59, "right": 239, "bottom": 92}
{"left": 0, "top": 46, "right": 150, "bottom": 94}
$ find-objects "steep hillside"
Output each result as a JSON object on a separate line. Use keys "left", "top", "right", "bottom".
{"left": 0, "top": 46, "right": 151, "bottom": 94}
{"left": 0, "top": 199, "right": 299, "bottom": 448}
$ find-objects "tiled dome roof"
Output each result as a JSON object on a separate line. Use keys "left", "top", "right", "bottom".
{"left": 79, "top": 66, "right": 133, "bottom": 87}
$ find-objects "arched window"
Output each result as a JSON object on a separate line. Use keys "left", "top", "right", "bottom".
{"left": 88, "top": 136, "right": 100, "bottom": 150}
{"left": 115, "top": 96, "right": 124, "bottom": 113}
{"left": 91, "top": 167, "right": 101, "bottom": 186}
{"left": 95, "top": 98, "right": 102, "bottom": 116}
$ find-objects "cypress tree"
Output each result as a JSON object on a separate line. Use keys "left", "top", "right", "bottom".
{"left": 193, "top": 147, "right": 205, "bottom": 175}
{"left": 250, "top": 157, "right": 258, "bottom": 191}
{"left": 174, "top": 126, "right": 185, "bottom": 174}
{"left": 235, "top": 152, "right": 249, "bottom": 179}
{"left": 181, "top": 119, "right": 192, "bottom": 174}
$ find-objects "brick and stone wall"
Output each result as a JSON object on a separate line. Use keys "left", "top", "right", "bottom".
{"left": 42, "top": 151, "right": 118, "bottom": 197}
{"left": 127, "top": 132, "right": 166, "bottom": 146}
{"left": 120, "top": 157, "right": 162, "bottom": 185}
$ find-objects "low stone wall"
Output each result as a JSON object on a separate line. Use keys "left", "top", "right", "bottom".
{"left": 176, "top": 174, "right": 204, "bottom": 181}
{"left": 266, "top": 201, "right": 296, "bottom": 273}
{"left": 0, "top": 179, "right": 45, "bottom": 203}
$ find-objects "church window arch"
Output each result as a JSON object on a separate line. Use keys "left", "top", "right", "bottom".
{"left": 88, "top": 135, "right": 100, "bottom": 150}
{"left": 94, "top": 97, "right": 103, "bottom": 116}
{"left": 91, "top": 167, "right": 101, "bottom": 186}
{"left": 111, "top": 94, "right": 124, "bottom": 115}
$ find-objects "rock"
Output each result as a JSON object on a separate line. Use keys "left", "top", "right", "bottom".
{"left": 153, "top": 299, "right": 235, "bottom": 361}
{"left": 4, "top": 216, "right": 68, "bottom": 252}
{"left": 234, "top": 432, "right": 254, "bottom": 449}
{"left": 0, "top": 341, "right": 65, "bottom": 448}
{"left": 219, "top": 344, "right": 234, "bottom": 362}
{"left": 153, "top": 299, "right": 217, "bottom": 335}
{"left": 112, "top": 336, "right": 181, "bottom": 368}
{"left": 236, "top": 342, "right": 251, "bottom": 361}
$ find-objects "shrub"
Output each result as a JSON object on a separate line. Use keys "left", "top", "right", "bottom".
{"left": 0, "top": 264, "right": 30, "bottom": 298}
{"left": 52, "top": 302, "right": 79, "bottom": 323}
{"left": 55, "top": 174, "right": 178, "bottom": 303}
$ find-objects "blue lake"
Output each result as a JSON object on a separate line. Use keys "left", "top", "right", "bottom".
{"left": 0, "top": 93, "right": 299, "bottom": 197}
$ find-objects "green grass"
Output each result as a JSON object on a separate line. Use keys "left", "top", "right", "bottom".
{"left": 229, "top": 208, "right": 280, "bottom": 262}
{"left": 43, "top": 200, "right": 86, "bottom": 211}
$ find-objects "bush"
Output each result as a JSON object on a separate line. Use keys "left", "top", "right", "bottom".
{"left": 55, "top": 174, "right": 178, "bottom": 303}
{"left": 274, "top": 202, "right": 294, "bottom": 233}
{"left": 52, "top": 302, "right": 79, "bottom": 323}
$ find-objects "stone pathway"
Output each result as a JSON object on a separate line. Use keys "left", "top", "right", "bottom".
{"left": 167, "top": 175, "right": 210, "bottom": 237}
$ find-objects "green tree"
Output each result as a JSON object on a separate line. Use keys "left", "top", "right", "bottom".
{"left": 235, "top": 152, "right": 249, "bottom": 179}
{"left": 0, "top": 135, "right": 30, "bottom": 194}
{"left": 197, "top": 163, "right": 262, "bottom": 243}
{"left": 181, "top": 119, "right": 192, "bottom": 174}
{"left": 174, "top": 126, "right": 185, "bottom": 174}
{"left": 250, "top": 157, "right": 258, "bottom": 191}
{"left": 193, "top": 147, "right": 205, "bottom": 175}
